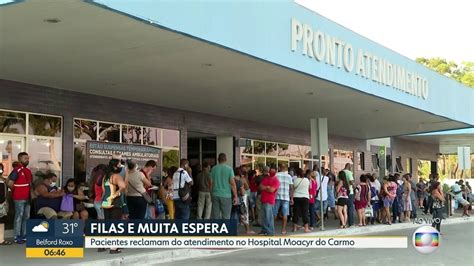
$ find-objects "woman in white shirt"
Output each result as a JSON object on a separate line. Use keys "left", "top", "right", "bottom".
{"left": 291, "top": 168, "right": 311, "bottom": 233}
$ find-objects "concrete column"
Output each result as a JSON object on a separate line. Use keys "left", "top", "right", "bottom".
{"left": 310, "top": 118, "right": 329, "bottom": 162}
{"left": 216, "top": 136, "right": 234, "bottom": 167}
{"left": 62, "top": 113, "right": 74, "bottom": 184}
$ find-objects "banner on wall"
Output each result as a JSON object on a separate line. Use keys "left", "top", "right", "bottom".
{"left": 85, "top": 141, "right": 161, "bottom": 178}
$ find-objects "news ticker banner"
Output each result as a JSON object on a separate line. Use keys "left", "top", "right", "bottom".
{"left": 26, "top": 219, "right": 408, "bottom": 258}
{"left": 85, "top": 236, "right": 407, "bottom": 249}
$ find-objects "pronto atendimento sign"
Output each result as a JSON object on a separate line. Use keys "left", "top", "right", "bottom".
{"left": 291, "top": 18, "right": 429, "bottom": 100}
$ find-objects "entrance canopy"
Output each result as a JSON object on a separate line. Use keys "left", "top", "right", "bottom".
{"left": 402, "top": 128, "right": 474, "bottom": 154}
{"left": 1, "top": 0, "right": 473, "bottom": 139}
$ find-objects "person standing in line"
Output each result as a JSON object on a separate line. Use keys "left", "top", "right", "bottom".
{"left": 336, "top": 171, "right": 349, "bottom": 229}
{"left": 327, "top": 171, "right": 337, "bottom": 220}
{"left": 0, "top": 163, "right": 12, "bottom": 245}
{"left": 315, "top": 168, "right": 329, "bottom": 224}
{"left": 381, "top": 176, "right": 397, "bottom": 225}
{"left": 407, "top": 174, "right": 417, "bottom": 219}
{"left": 172, "top": 159, "right": 193, "bottom": 220}
{"left": 101, "top": 159, "right": 127, "bottom": 254}
{"left": 368, "top": 173, "right": 381, "bottom": 224}
{"left": 253, "top": 167, "right": 269, "bottom": 227}
{"left": 210, "top": 153, "right": 238, "bottom": 219}
{"left": 258, "top": 166, "right": 280, "bottom": 236}
{"left": 126, "top": 160, "right": 152, "bottom": 219}
{"left": 424, "top": 174, "right": 437, "bottom": 214}
{"left": 138, "top": 160, "right": 157, "bottom": 220}
{"left": 451, "top": 181, "right": 470, "bottom": 217}
{"left": 431, "top": 182, "right": 445, "bottom": 233}
{"left": 164, "top": 167, "right": 177, "bottom": 219}
{"left": 233, "top": 167, "right": 254, "bottom": 234}
{"left": 342, "top": 163, "right": 355, "bottom": 227}
{"left": 196, "top": 162, "right": 212, "bottom": 219}
{"left": 8, "top": 152, "right": 32, "bottom": 244}
{"left": 308, "top": 171, "right": 317, "bottom": 230}
{"left": 416, "top": 178, "right": 427, "bottom": 210}
{"left": 274, "top": 164, "right": 293, "bottom": 235}
{"left": 247, "top": 170, "right": 258, "bottom": 223}
{"left": 402, "top": 174, "right": 412, "bottom": 222}
{"left": 90, "top": 164, "right": 107, "bottom": 220}
{"left": 354, "top": 174, "right": 371, "bottom": 226}
{"left": 292, "top": 168, "right": 311, "bottom": 233}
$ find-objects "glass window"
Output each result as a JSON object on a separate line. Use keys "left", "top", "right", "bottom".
{"left": 278, "top": 143, "right": 290, "bottom": 157}
{"left": 240, "top": 138, "right": 253, "bottom": 154}
{"left": 0, "top": 136, "right": 25, "bottom": 177}
{"left": 202, "top": 138, "right": 216, "bottom": 153}
{"left": 241, "top": 155, "right": 253, "bottom": 168}
{"left": 255, "top": 156, "right": 265, "bottom": 175}
{"left": 266, "top": 157, "right": 277, "bottom": 168}
{"left": 0, "top": 110, "right": 26, "bottom": 134}
{"left": 266, "top": 142, "right": 278, "bottom": 156}
{"left": 98, "top": 122, "right": 120, "bottom": 142}
{"left": 303, "top": 160, "right": 312, "bottom": 171}
{"left": 143, "top": 127, "right": 161, "bottom": 146}
{"left": 301, "top": 145, "right": 311, "bottom": 159}
{"left": 162, "top": 149, "right": 180, "bottom": 175}
{"left": 396, "top": 156, "right": 403, "bottom": 173}
{"left": 406, "top": 158, "right": 412, "bottom": 174}
{"left": 73, "top": 142, "right": 86, "bottom": 184}
{"left": 29, "top": 114, "right": 62, "bottom": 137}
{"left": 163, "top": 129, "right": 180, "bottom": 148}
{"left": 122, "top": 125, "right": 142, "bottom": 144}
{"left": 74, "top": 119, "right": 97, "bottom": 140}
{"left": 277, "top": 159, "right": 289, "bottom": 170}
{"left": 333, "top": 149, "right": 354, "bottom": 175}
{"left": 371, "top": 154, "right": 379, "bottom": 171}
{"left": 289, "top": 144, "right": 303, "bottom": 159}
{"left": 357, "top": 152, "right": 365, "bottom": 171}
{"left": 254, "top": 141, "right": 265, "bottom": 155}
{"left": 27, "top": 137, "right": 62, "bottom": 183}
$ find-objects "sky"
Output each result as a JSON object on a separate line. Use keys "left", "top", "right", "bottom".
{"left": 295, "top": 0, "right": 474, "bottom": 63}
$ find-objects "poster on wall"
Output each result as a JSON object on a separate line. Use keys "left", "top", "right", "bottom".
{"left": 85, "top": 141, "right": 161, "bottom": 180}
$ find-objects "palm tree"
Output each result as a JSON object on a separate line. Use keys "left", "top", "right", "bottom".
{"left": 0, "top": 111, "right": 26, "bottom": 133}
{"left": 29, "top": 115, "right": 62, "bottom": 171}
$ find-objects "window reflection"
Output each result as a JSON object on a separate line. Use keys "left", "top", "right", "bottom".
{"left": 254, "top": 141, "right": 265, "bottom": 155}
{"left": 163, "top": 129, "right": 180, "bottom": 148}
{"left": 122, "top": 125, "right": 142, "bottom": 144}
{"left": 29, "top": 114, "right": 62, "bottom": 137}
{"left": 74, "top": 119, "right": 97, "bottom": 140}
{"left": 98, "top": 122, "right": 120, "bottom": 142}
{"left": 143, "top": 127, "right": 161, "bottom": 146}
{"left": 0, "top": 110, "right": 26, "bottom": 134}
{"left": 28, "top": 137, "right": 62, "bottom": 182}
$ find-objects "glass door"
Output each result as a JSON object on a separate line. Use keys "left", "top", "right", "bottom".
{"left": 289, "top": 160, "right": 301, "bottom": 170}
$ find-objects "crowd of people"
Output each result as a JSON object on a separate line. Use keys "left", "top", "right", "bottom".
{"left": 0, "top": 151, "right": 472, "bottom": 251}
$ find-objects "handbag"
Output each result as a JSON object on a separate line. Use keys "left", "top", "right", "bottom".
{"left": 155, "top": 199, "right": 165, "bottom": 215}
{"left": 178, "top": 171, "right": 192, "bottom": 203}
{"left": 60, "top": 194, "right": 74, "bottom": 212}
{"left": 128, "top": 182, "right": 153, "bottom": 204}
{"left": 364, "top": 205, "right": 374, "bottom": 217}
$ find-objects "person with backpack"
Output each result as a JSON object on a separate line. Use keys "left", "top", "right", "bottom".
{"left": 172, "top": 159, "right": 193, "bottom": 220}
{"left": 354, "top": 174, "right": 371, "bottom": 226}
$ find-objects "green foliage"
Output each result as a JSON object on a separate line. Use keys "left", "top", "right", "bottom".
{"left": 417, "top": 160, "right": 431, "bottom": 180}
{"left": 416, "top": 57, "right": 474, "bottom": 88}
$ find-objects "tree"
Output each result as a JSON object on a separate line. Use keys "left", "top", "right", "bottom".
{"left": 416, "top": 57, "right": 474, "bottom": 88}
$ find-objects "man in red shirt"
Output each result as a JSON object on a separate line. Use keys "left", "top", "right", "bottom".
{"left": 8, "top": 152, "right": 32, "bottom": 244}
{"left": 259, "top": 166, "right": 280, "bottom": 236}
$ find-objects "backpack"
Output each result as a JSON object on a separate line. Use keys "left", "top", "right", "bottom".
{"left": 355, "top": 184, "right": 361, "bottom": 201}
{"left": 370, "top": 185, "right": 377, "bottom": 199}
{"left": 178, "top": 170, "right": 192, "bottom": 203}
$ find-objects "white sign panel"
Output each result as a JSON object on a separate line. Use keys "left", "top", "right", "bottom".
{"left": 457, "top": 146, "right": 471, "bottom": 170}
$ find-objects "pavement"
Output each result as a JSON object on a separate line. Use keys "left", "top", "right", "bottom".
{"left": 0, "top": 208, "right": 472, "bottom": 266}
{"left": 172, "top": 222, "right": 474, "bottom": 266}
